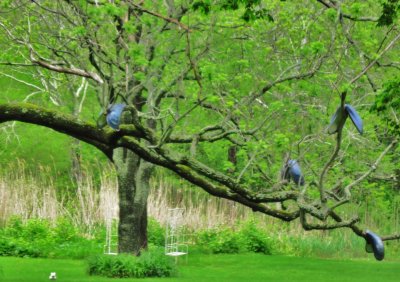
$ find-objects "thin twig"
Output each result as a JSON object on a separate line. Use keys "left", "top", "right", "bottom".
{"left": 128, "top": 1, "right": 191, "bottom": 32}
{"left": 343, "top": 139, "right": 398, "bottom": 191}
{"left": 349, "top": 32, "right": 400, "bottom": 85}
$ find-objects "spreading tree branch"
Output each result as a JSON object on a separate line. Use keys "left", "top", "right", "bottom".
{"left": 0, "top": 102, "right": 300, "bottom": 221}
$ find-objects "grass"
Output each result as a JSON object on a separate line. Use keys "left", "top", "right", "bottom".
{"left": 1, "top": 252, "right": 400, "bottom": 282}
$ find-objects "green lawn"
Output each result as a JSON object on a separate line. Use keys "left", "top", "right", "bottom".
{"left": 1, "top": 253, "right": 399, "bottom": 282}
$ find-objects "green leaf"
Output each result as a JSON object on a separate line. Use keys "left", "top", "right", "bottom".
{"left": 192, "top": 0, "right": 211, "bottom": 14}
{"left": 310, "top": 41, "right": 325, "bottom": 54}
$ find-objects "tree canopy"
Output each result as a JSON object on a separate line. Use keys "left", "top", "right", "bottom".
{"left": 0, "top": 0, "right": 399, "bottom": 256}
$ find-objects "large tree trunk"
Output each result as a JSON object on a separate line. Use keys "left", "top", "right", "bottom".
{"left": 113, "top": 147, "right": 154, "bottom": 255}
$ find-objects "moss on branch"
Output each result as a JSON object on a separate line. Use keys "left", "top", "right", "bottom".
{"left": 0, "top": 102, "right": 143, "bottom": 157}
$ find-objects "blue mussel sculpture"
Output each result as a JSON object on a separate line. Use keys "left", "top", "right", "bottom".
{"left": 328, "top": 104, "right": 363, "bottom": 135}
{"left": 106, "top": 103, "right": 126, "bottom": 130}
{"left": 365, "top": 230, "right": 384, "bottom": 261}
{"left": 282, "top": 159, "right": 305, "bottom": 186}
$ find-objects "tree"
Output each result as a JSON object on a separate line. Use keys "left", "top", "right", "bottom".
{"left": 0, "top": 0, "right": 399, "bottom": 256}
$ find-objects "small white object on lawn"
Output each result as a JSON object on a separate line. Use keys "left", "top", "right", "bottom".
{"left": 49, "top": 272, "right": 57, "bottom": 280}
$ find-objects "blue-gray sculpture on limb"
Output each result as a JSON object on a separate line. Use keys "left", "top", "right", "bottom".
{"left": 106, "top": 103, "right": 126, "bottom": 130}
{"left": 365, "top": 230, "right": 384, "bottom": 261}
{"left": 281, "top": 159, "right": 305, "bottom": 186}
{"left": 327, "top": 104, "right": 363, "bottom": 135}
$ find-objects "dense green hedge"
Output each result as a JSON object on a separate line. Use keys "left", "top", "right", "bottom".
{"left": 1, "top": 216, "right": 381, "bottom": 261}
{"left": 196, "top": 220, "right": 273, "bottom": 254}
{"left": 87, "top": 248, "right": 176, "bottom": 278}
{"left": 0, "top": 217, "right": 276, "bottom": 259}
{"left": 0, "top": 217, "right": 102, "bottom": 258}
{"left": 0, "top": 216, "right": 168, "bottom": 259}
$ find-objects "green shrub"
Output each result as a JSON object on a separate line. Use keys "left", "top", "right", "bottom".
{"left": 52, "top": 218, "right": 79, "bottom": 243}
{"left": 22, "top": 219, "right": 51, "bottom": 241}
{"left": 3, "top": 216, "right": 24, "bottom": 237}
{"left": 196, "top": 227, "right": 241, "bottom": 254}
{"left": 239, "top": 220, "right": 272, "bottom": 254}
{"left": 87, "top": 247, "right": 176, "bottom": 278}
{"left": 88, "top": 254, "right": 136, "bottom": 278}
{"left": 147, "top": 217, "right": 165, "bottom": 246}
{"left": 195, "top": 220, "right": 274, "bottom": 254}
{"left": 0, "top": 238, "right": 17, "bottom": 256}
{"left": 139, "top": 247, "right": 176, "bottom": 277}
{"left": 0, "top": 217, "right": 102, "bottom": 258}
{"left": 0, "top": 238, "right": 41, "bottom": 258}
{"left": 0, "top": 218, "right": 52, "bottom": 258}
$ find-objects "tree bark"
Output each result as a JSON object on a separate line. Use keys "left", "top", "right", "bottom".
{"left": 113, "top": 147, "right": 154, "bottom": 255}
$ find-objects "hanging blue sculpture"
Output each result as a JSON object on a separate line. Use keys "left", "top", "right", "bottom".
{"left": 106, "top": 103, "right": 126, "bottom": 130}
{"left": 328, "top": 104, "right": 363, "bottom": 135}
{"left": 282, "top": 159, "right": 305, "bottom": 186}
{"left": 345, "top": 104, "right": 363, "bottom": 134}
{"left": 365, "top": 230, "right": 384, "bottom": 261}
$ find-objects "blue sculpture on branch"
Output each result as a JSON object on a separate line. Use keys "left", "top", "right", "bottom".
{"left": 327, "top": 104, "right": 363, "bottom": 135}
{"left": 365, "top": 230, "right": 384, "bottom": 261}
{"left": 106, "top": 103, "right": 126, "bottom": 130}
{"left": 281, "top": 159, "right": 305, "bottom": 186}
